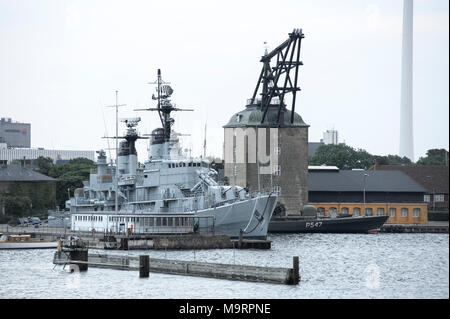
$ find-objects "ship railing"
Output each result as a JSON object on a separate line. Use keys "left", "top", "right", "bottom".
{"left": 128, "top": 191, "right": 204, "bottom": 203}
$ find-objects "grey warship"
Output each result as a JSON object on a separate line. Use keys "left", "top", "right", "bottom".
{"left": 68, "top": 70, "right": 278, "bottom": 239}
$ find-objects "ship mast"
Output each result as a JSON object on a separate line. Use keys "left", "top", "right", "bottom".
{"left": 135, "top": 69, "right": 193, "bottom": 142}
{"left": 105, "top": 91, "right": 126, "bottom": 214}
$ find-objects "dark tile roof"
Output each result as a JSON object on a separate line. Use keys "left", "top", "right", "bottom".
{"left": 371, "top": 165, "right": 449, "bottom": 194}
{"left": 0, "top": 164, "right": 56, "bottom": 182}
{"left": 308, "top": 169, "right": 426, "bottom": 193}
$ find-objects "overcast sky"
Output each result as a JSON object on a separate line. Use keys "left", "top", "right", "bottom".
{"left": 0, "top": 0, "right": 448, "bottom": 163}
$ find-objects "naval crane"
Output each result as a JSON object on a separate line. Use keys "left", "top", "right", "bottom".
{"left": 249, "top": 28, "right": 305, "bottom": 125}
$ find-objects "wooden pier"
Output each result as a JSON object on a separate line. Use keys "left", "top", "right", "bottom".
{"left": 381, "top": 222, "right": 448, "bottom": 233}
{"left": 53, "top": 251, "right": 299, "bottom": 285}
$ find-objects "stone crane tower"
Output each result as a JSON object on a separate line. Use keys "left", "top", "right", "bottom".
{"left": 223, "top": 29, "right": 309, "bottom": 216}
{"left": 399, "top": 0, "right": 414, "bottom": 161}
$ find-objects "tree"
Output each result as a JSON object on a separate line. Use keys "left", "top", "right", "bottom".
{"left": 3, "top": 181, "right": 56, "bottom": 217}
{"left": 416, "top": 149, "right": 449, "bottom": 166}
{"left": 309, "top": 144, "right": 374, "bottom": 169}
{"left": 3, "top": 194, "right": 32, "bottom": 217}
{"left": 28, "top": 157, "right": 96, "bottom": 208}
{"left": 34, "top": 156, "right": 54, "bottom": 175}
{"left": 47, "top": 158, "right": 96, "bottom": 208}
{"left": 309, "top": 144, "right": 418, "bottom": 169}
{"left": 373, "top": 154, "right": 412, "bottom": 165}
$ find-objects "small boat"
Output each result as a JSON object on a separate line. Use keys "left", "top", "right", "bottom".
{"left": 0, "top": 234, "right": 58, "bottom": 249}
{"left": 269, "top": 205, "right": 389, "bottom": 234}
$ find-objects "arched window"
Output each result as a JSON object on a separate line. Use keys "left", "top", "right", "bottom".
{"left": 377, "top": 208, "right": 385, "bottom": 216}
{"left": 401, "top": 208, "right": 408, "bottom": 217}
{"left": 329, "top": 207, "right": 337, "bottom": 217}
{"left": 341, "top": 207, "right": 349, "bottom": 215}
{"left": 317, "top": 207, "right": 326, "bottom": 217}
{"left": 365, "top": 208, "right": 373, "bottom": 216}
{"left": 412, "top": 208, "right": 420, "bottom": 217}
{"left": 389, "top": 208, "right": 396, "bottom": 217}
{"left": 353, "top": 207, "right": 360, "bottom": 216}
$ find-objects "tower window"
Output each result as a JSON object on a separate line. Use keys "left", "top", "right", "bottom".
{"left": 273, "top": 165, "right": 281, "bottom": 176}
{"left": 272, "top": 186, "right": 281, "bottom": 195}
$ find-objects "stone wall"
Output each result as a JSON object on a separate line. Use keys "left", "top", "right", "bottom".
{"left": 224, "top": 126, "right": 309, "bottom": 215}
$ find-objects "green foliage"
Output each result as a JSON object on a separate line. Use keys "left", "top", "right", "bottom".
{"left": 373, "top": 154, "right": 412, "bottom": 165}
{"left": 309, "top": 144, "right": 374, "bottom": 169}
{"left": 46, "top": 158, "right": 95, "bottom": 208}
{"left": 4, "top": 194, "right": 32, "bottom": 217}
{"left": 2, "top": 181, "right": 55, "bottom": 217}
{"left": 31, "top": 157, "right": 96, "bottom": 208}
{"left": 34, "top": 156, "right": 54, "bottom": 175}
{"left": 416, "top": 149, "right": 449, "bottom": 166}
{"left": 308, "top": 144, "right": 447, "bottom": 169}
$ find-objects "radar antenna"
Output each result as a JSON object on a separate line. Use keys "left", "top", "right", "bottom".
{"left": 134, "top": 69, "right": 194, "bottom": 142}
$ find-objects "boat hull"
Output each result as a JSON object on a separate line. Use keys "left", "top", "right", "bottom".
{"left": 268, "top": 215, "right": 390, "bottom": 234}
{"left": 197, "top": 194, "right": 278, "bottom": 239}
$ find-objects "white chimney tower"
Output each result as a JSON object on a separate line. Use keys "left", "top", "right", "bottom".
{"left": 399, "top": 0, "right": 414, "bottom": 161}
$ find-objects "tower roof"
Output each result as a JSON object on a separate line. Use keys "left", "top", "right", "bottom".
{"left": 223, "top": 105, "right": 309, "bottom": 128}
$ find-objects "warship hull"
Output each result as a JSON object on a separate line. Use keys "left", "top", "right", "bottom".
{"left": 71, "top": 194, "right": 278, "bottom": 239}
{"left": 268, "top": 215, "right": 389, "bottom": 234}
{"left": 197, "top": 194, "right": 278, "bottom": 239}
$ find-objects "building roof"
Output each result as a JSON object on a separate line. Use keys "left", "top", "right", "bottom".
{"left": 223, "top": 105, "right": 309, "bottom": 128}
{"left": 308, "top": 169, "right": 427, "bottom": 193}
{"left": 370, "top": 164, "right": 449, "bottom": 194}
{"left": 0, "top": 164, "right": 55, "bottom": 182}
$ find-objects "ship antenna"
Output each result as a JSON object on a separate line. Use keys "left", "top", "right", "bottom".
{"left": 105, "top": 90, "right": 126, "bottom": 214}
{"left": 134, "top": 69, "right": 194, "bottom": 143}
{"left": 203, "top": 121, "right": 207, "bottom": 159}
{"left": 100, "top": 100, "right": 113, "bottom": 162}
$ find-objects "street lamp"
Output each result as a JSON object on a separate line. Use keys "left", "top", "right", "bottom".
{"left": 425, "top": 175, "right": 435, "bottom": 211}
{"left": 363, "top": 172, "right": 369, "bottom": 216}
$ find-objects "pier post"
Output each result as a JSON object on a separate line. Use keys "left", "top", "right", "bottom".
{"left": 293, "top": 256, "right": 299, "bottom": 284}
{"left": 70, "top": 249, "right": 88, "bottom": 271}
{"left": 120, "top": 238, "right": 129, "bottom": 250}
{"left": 238, "top": 229, "right": 243, "bottom": 248}
{"left": 139, "top": 255, "right": 149, "bottom": 278}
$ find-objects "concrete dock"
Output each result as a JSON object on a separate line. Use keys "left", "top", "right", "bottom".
{"left": 0, "top": 224, "right": 271, "bottom": 250}
{"left": 381, "top": 221, "right": 448, "bottom": 233}
{"left": 53, "top": 251, "right": 300, "bottom": 285}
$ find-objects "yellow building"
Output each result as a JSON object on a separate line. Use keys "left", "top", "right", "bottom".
{"left": 308, "top": 202, "right": 428, "bottom": 224}
{"left": 308, "top": 167, "right": 428, "bottom": 224}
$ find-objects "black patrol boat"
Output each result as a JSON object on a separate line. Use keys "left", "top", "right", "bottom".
{"left": 268, "top": 205, "right": 389, "bottom": 234}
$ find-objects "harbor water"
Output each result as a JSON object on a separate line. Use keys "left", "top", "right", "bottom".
{"left": 0, "top": 233, "right": 448, "bottom": 299}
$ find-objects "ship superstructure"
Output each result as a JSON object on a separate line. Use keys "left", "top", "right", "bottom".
{"left": 68, "top": 70, "right": 278, "bottom": 239}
